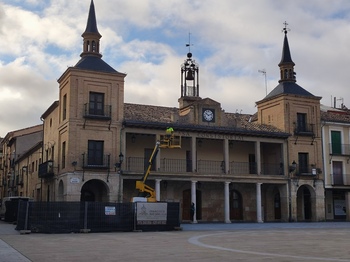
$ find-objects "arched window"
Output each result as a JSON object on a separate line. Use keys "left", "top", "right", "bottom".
{"left": 86, "top": 40, "right": 90, "bottom": 52}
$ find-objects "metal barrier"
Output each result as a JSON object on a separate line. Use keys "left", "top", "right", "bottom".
{"left": 16, "top": 201, "right": 180, "bottom": 233}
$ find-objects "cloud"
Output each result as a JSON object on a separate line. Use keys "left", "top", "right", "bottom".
{"left": 1, "top": 0, "right": 350, "bottom": 137}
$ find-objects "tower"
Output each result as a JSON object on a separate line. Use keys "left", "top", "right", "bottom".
{"left": 178, "top": 40, "right": 200, "bottom": 109}
{"left": 256, "top": 22, "right": 324, "bottom": 221}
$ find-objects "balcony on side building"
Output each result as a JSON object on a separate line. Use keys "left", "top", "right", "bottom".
{"left": 331, "top": 173, "right": 350, "bottom": 186}
{"left": 38, "top": 160, "right": 54, "bottom": 178}
{"left": 329, "top": 143, "right": 350, "bottom": 156}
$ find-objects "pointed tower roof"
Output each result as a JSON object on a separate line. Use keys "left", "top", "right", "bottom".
{"left": 278, "top": 27, "right": 294, "bottom": 67}
{"left": 82, "top": 0, "right": 101, "bottom": 38}
{"left": 259, "top": 22, "right": 316, "bottom": 102}
{"left": 74, "top": 0, "right": 119, "bottom": 73}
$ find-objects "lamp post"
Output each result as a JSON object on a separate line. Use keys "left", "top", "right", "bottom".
{"left": 115, "top": 152, "right": 124, "bottom": 173}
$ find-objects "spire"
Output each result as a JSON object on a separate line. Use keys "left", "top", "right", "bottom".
{"left": 81, "top": 0, "right": 102, "bottom": 58}
{"left": 278, "top": 22, "right": 296, "bottom": 83}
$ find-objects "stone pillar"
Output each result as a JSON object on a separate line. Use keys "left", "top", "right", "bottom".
{"left": 255, "top": 141, "right": 261, "bottom": 175}
{"left": 256, "top": 182, "right": 263, "bottom": 223}
{"left": 191, "top": 181, "right": 197, "bottom": 223}
{"left": 192, "top": 137, "right": 197, "bottom": 172}
{"left": 223, "top": 139, "right": 229, "bottom": 174}
{"left": 224, "top": 181, "right": 231, "bottom": 223}
{"left": 155, "top": 179, "right": 161, "bottom": 201}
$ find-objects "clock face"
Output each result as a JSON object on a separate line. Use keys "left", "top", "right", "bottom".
{"left": 203, "top": 109, "right": 214, "bottom": 122}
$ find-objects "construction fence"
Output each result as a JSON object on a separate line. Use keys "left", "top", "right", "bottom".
{"left": 13, "top": 201, "right": 180, "bottom": 233}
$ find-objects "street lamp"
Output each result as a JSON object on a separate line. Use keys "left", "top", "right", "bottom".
{"left": 114, "top": 152, "right": 124, "bottom": 172}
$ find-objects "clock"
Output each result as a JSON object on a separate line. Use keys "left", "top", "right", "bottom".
{"left": 202, "top": 108, "right": 215, "bottom": 122}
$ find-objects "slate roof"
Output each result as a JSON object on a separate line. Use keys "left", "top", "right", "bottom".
{"left": 83, "top": 0, "right": 101, "bottom": 37}
{"left": 279, "top": 33, "right": 294, "bottom": 66}
{"left": 74, "top": 56, "right": 119, "bottom": 73}
{"left": 123, "top": 103, "right": 290, "bottom": 138}
{"left": 264, "top": 82, "right": 315, "bottom": 100}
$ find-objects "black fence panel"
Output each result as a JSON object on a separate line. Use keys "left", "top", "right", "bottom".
{"left": 86, "top": 202, "right": 134, "bottom": 232}
{"left": 17, "top": 202, "right": 82, "bottom": 233}
{"left": 5, "top": 199, "right": 31, "bottom": 223}
{"left": 16, "top": 201, "right": 179, "bottom": 233}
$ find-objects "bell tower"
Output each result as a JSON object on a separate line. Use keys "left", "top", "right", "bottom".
{"left": 178, "top": 36, "right": 201, "bottom": 109}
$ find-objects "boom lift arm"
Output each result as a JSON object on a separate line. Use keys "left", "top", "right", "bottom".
{"left": 133, "top": 129, "right": 181, "bottom": 202}
{"left": 135, "top": 141, "right": 160, "bottom": 202}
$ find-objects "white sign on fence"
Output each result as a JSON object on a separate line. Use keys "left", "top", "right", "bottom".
{"left": 105, "top": 206, "right": 116, "bottom": 215}
{"left": 136, "top": 202, "right": 167, "bottom": 225}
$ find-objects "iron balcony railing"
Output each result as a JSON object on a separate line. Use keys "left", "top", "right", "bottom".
{"left": 294, "top": 165, "right": 318, "bottom": 176}
{"left": 331, "top": 173, "right": 350, "bottom": 186}
{"left": 294, "top": 123, "right": 314, "bottom": 136}
{"left": 329, "top": 143, "right": 350, "bottom": 155}
{"left": 38, "top": 160, "right": 54, "bottom": 178}
{"left": 83, "top": 103, "right": 111, "bottom": 120}
{"left": 82, "top": 153, "right": 110, "bottom": 169}
{"left": 125, "top": 157, "right": 284, "bottom": 176}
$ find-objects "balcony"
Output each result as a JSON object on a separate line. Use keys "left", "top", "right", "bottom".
{"left": 83, "top": 103, "right": 111, "bottom": 120}
{"left": 82, "top": 153, "right": 110, "bottom": 169}
{"left": 331, "top": 173, "right": 350, "bottom": 186}
{"left": 329, "top": 143, "right": 350, "bottom": 156}
{"left": 124, "top": 157, "right": 283, "bottom": 176}
{"left": 295, "top": 165, "right": 319, "bottom": 176}
{"left": 294, "top": 124, "right": 314, "bottom": 136}
{"left": 39, "top": 160, "right": 54, "bottom": 178}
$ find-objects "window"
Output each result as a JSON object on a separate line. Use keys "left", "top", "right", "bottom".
{"left": 88, "top": 140, "right": 104, "bottom": 166}
{"left": 62, "top": 142, "right": 66, "bottom": 169}
{"left": 296, "top": 113, "right": 307, "bottom": 132}
{"left": 63, "top": 94, "right": 67, "bottom": 120}
{"left": 298, "top": 153, "right": 309, "bottom": 174}
{"left": 89, "top": 92, "right": 104, "bottom": 116}
{"left": 331, "top": 131, "right": 342, "bottom": 155}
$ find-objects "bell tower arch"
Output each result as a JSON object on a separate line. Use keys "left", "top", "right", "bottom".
{"left": 179, "top": 35, "right": 201, "bottom": 109}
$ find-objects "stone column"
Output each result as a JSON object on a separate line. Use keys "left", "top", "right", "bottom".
{"left": 256, "top": 182, "right": 263, "bottom": 223}
{"left": 191, "top": 181, "right": 197, "bottom": 223}
{"left": 192, "top": 137, "right": 197, "bottom": 172}
{"left": 155, "top": 179, "right": 161, "bottom": 202}
{"left": 223, "top": 139, "right": 229, "bottom": 174}
{"left": 224, "top": 181, "right": 231, "bottom": 223}
{"left": 255, "top": 141, "right": 261, "bottom": 175}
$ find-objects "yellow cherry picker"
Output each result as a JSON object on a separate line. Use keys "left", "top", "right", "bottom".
{"left": 133, "top": 128, "right": 181, "bottom": 202}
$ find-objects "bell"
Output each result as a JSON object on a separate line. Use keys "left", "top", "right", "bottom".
{"left": 186, "top": 70, "right": 194, "bottom": 81}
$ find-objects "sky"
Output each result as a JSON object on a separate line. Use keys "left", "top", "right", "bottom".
{"left": 1, "top": 0, "right": 350, "bottom": 137}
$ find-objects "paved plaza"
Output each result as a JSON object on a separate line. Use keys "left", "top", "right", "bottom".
{"left": 1, "top": 221, "right": 350, "bottom": 262}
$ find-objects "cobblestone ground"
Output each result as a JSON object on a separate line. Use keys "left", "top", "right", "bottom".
{"left": 1, "top": 222, "right": 350, "bottom": 262}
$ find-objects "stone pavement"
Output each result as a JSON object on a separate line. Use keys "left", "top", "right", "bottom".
{"left": 1, "top": 221, "right": 350, "bottom": 262}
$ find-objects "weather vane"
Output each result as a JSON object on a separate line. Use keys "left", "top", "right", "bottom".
{"left": 186, "top": 32, "right": 193, "bottom": 52}
{"left": 282, "top": 21, "right": 290, "bottom": 34}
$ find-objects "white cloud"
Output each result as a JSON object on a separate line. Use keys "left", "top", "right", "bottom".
{"left": 1, "top": 0, "right": 350, "bottom": 136}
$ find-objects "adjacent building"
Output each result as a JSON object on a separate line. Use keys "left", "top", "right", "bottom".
{"left": 0, "top": 125, "right": 43, "bottom": 199}
{"left": 321, "top": 104, "right": 350, "bottom": 221}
